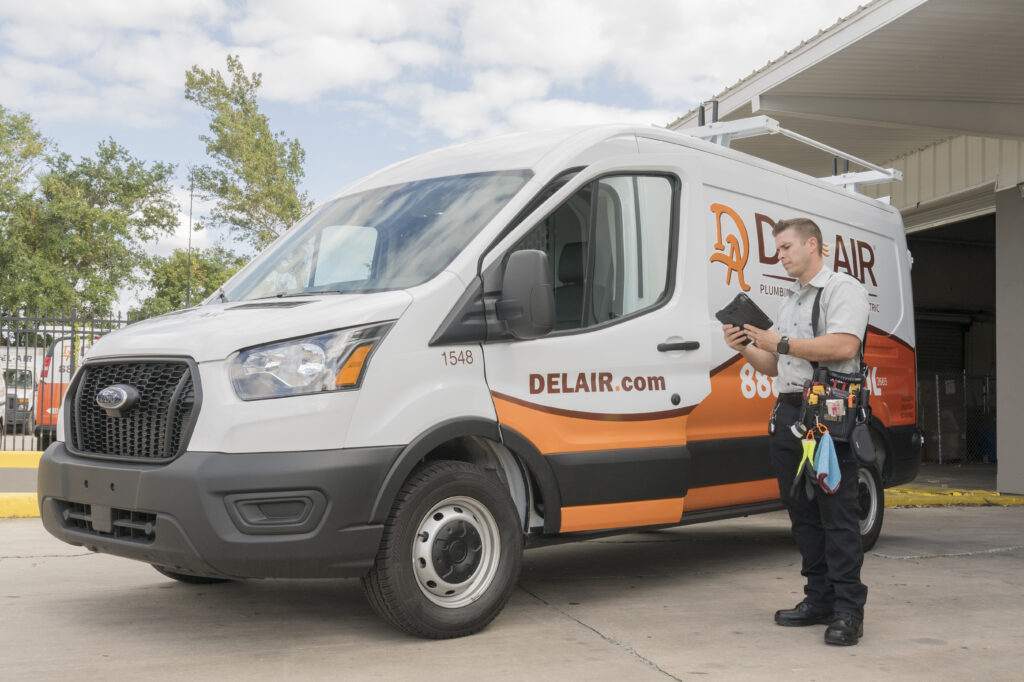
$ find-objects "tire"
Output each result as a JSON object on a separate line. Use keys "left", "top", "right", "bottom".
{"left": 857, "top": 464, "right": 884, "bottom": 551}
{"left": 152, "top": 565, "right": 232, "bottom": 585}
{"left": 37, "top": 432, "right": 54, "bottom": 450}
{"left": 361, "top": 460, "right": 523, "bottom": 639}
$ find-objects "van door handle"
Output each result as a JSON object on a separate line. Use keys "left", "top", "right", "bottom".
{"left": 658, "top": 341, "right": 700, "bottom": 352}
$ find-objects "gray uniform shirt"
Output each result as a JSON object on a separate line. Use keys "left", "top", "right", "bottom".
{"left": 773, "top": 266, "right": 870, "bottom": 393}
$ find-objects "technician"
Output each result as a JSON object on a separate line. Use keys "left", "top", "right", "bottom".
{"left": 722, "top": 217, "right": 869, "bottom": 647}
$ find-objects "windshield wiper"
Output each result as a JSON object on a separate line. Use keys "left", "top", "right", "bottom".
{"left": 268, "top": 290, "right": 345, "bottom": 299}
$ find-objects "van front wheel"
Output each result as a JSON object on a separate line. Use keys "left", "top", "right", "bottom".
{"left": 361, "top": 461, "right": 523, "bottom": 639}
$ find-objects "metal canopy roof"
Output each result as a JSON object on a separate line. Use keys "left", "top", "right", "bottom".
{"left": 667, "top": 0, "right": 1024, "bottom": 180}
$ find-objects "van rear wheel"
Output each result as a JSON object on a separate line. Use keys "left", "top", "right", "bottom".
{"left": 361, "top": 461, "right": 523, "bottom": 639}
{"left": 857, "top": 464, "right": 884, "bottom": 551}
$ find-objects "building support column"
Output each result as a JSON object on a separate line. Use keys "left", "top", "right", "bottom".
{"left": 995, "top": 187, "right": 1024, "bottom": 493}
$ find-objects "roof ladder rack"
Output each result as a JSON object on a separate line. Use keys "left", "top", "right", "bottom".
{"left": 683, "top": 115, "right": 902, "bottom": 193}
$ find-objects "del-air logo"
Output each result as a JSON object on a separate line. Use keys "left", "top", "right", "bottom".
{"left": 709, "top": 203, "right": 879, "bottom": 297}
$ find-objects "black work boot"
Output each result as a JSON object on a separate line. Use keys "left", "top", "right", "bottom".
{"left": 774, "top": 602, "right": 833, "bottom": 626}
{"left": 824, "top": 614, "right": 864, "bottom": 645}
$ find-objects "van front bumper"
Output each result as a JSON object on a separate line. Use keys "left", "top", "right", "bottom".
{"left": 37, "top": 442, "right": 402, "bottom": 579}
{"left": 5, "top": 405, "right": 32, "bottom": 428}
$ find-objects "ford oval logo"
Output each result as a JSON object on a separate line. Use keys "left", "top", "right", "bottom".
{"left": 97, "top": 386, "right": 129, "bottom": 409}
{"left": 96, "top": 384, "right": 139, "bottom": 415}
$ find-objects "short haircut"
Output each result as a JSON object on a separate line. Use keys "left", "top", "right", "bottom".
{"left": 773, "top": 218, "right": 823, "bottom": 256}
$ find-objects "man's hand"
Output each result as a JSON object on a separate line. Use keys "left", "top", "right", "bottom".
{"left": 743, "top": 325, "right": 782, "bottom": 352}
{"left": 722, "top": 324, "right": 748, "bottom": 352}
{"left": 722, "top": 324, "right": 780, "bottom": 377}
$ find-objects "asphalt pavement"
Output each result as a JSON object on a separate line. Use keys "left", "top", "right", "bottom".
{"left": 3, "top": 505, "right": 1022, "bottom": 681}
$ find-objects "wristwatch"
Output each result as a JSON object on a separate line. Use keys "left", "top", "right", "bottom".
{"left": 777, "top": 336, "right": 790, "bottom": 355}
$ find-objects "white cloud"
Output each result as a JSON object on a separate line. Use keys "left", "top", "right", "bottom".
{"left": 457, "top": 0, "right": 866, "bottom": 105}
{"left": 461, "top": 2, "right": 617, "bottom": 82}
{"left": 230, "top": 0, "right": 461, "bottom": 43}
{"left": 401, "top": 68, "right": 554, "bottom": 138}
{"left": 0, "top": 1, "right": 229, "bottom": 127}
{"left": 0, "top": 0, "right": 867, "bottom": 146}
{"left": 0, "top": 0, "right": 227, "bottom": 33}
{"left": 236, "top": 36, "right": 446, "bottom": 102}
{"left": 3, "top": 0, "right": 871, "bottom": 306}
{"left": 506, "top": 99, "right": 677, "bottom": 133}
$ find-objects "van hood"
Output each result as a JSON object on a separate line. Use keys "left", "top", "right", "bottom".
{"left": 86, "top": 291, "right": 414, "bottom": 363}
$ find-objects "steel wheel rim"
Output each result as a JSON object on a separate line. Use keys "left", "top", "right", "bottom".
{"left": 857, "top": 468, "right": 878, "bottom": 535}
{"left": 412, "top": 495, "right": 501, "bottom": 609}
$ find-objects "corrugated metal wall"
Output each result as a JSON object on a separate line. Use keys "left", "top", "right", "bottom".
{"left": 862, "top": 135, "right": 1024, "bottom": 231}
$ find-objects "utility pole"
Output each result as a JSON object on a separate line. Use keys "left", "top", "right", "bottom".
{"left": 185, "top": 169, "right": 194, "bottom": 308}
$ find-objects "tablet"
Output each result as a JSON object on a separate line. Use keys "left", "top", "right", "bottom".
{"left": 715, "top": 293, "right": 773, "bottom": 342}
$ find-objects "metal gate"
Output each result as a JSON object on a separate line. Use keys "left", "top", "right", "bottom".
{"left": 918, "top": 372, "right": 997, "bottom": 463}
{"left": 0, "top": 310, "right": 143, "bottom": 451}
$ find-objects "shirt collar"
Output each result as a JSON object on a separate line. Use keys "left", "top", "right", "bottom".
{"left": 788, "top": 264, "right": 833, "bottom": 294}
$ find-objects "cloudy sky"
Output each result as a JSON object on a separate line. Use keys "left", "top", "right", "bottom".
{"left": 1, "top": 0, "right": 864, "bottom": 265}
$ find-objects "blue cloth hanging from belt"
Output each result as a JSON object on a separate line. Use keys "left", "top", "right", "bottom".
{"left": 814, "top": 431, "right": 841, "bottom": 494}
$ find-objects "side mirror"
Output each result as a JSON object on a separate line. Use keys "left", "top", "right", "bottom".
{"left": 495, "top": 250, "right": 555, "bottom": 340}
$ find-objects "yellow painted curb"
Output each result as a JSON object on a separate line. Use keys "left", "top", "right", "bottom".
{"left": 1, "top": 451, "right": 42, "bottom": 518}
{"left": 886, "top": 487, "right": 1024, "bottom": 507}
{"left": 0, "top": 451, "right": 43, "bottom": 467}
{"left": 0, "top": 493, "right": 39, "bottom": 518}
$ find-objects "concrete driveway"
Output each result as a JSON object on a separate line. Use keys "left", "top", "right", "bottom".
{"left": 2, "top": 506, "right": 1022, "bottom": 681}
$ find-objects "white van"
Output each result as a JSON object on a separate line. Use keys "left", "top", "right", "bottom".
{"left": 38, "top": 123, "right": 920, "bottom": 639}
{"left": 1, "top": 346, "right": 43, "bottom": 435}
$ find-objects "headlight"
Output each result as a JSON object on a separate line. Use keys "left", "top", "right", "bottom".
{"left": 229, "top": 322, "right": 393, "bottom": 400}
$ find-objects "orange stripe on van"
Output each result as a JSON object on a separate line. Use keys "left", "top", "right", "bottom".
{"left": 560, "top": 498, "right": 684, "bottom": 533}
{"left": 682, "top": 478, "right": 780, "bottom": 512}
{"left": 491, "top": 392, "right": 690, "bottom": 455}
{"left": 687, "top": 356, "right": 774, "bottom": 442}
{"left": 863, "top": 332, "right": 917, "bottom": 426}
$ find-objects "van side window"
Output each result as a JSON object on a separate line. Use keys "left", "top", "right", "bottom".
{"left": 509, "top": 174, "right": 673, "bottom": 331}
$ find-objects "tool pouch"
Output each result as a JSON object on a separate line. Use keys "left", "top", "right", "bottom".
{"left": 849, "top": 422, "right": 877, "bottom": 464}
{"left": 799, "top": 366, "right": 869, "bottom": 443}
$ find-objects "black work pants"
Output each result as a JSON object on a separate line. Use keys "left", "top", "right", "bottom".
{"left": 770, "top": 401, "right": 867, "bottom": 619}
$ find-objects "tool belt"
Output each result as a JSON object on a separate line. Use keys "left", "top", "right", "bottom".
{"left": 790, "top": 284, "right": 872, "bottom": 447}
{"left": 777, "top": 392, "right": 804, "bottom": 407}
{"left": 795, "top": 366, "right": 869, "bottom": 443}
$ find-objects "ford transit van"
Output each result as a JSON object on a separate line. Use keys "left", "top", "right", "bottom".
{"left": 38, "top": 124, "right": 919, "bottom": 638}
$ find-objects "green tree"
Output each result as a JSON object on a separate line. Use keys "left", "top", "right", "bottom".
{"left": 185, "top": 55, "right": 312, "bottom": 251}
{"left": 136, "top": 246, "right": 246, "bottom": 317}
{"left": 0, "top": 133, "right": 178, "bottom": 314}
{"left": 0, "top": 106, "right": 48, "bottom": 306}
{"left": 0, "top": 104, "right": 47, "bottom": 208}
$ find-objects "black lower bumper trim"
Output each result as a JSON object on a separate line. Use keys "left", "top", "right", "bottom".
{"left": 37, "top": 442, "right": 402, "bottom": 579}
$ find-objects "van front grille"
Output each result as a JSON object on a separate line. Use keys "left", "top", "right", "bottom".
{"left": 70, "top": 360, "right": 199, "bottom": 461}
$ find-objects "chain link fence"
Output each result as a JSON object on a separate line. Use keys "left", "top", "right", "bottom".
{"left": 918, "top": 372, "right": 997, "bottom": 463}
{"left": 1, "top": 310, "right": 144, "bottom": 452}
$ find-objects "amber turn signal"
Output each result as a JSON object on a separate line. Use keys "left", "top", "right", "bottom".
{"left": 335, "top": 344, "right": 374, "bottom": 387}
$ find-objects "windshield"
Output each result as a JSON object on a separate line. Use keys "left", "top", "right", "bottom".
{"left": 3, "top": 369, "right": 33, "bottom": 390}
{"left": 221, "top": 170, "right": 532, "bottom": 301}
